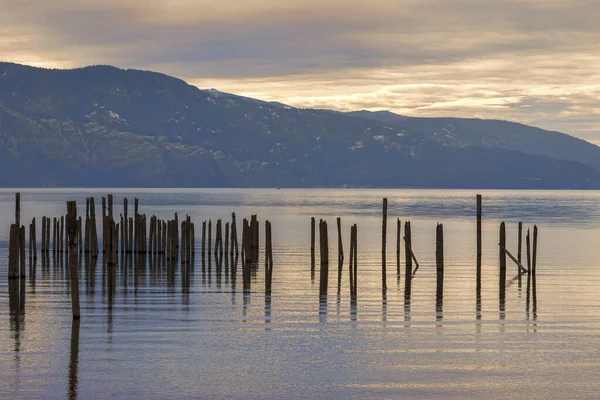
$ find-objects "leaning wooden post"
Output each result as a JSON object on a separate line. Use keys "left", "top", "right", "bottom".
{"left": 499, "top": 222, "right": 507, "bottom": 303}
{"left": 436, "top": 223, "right": 444, "bottom": 302}
{"left": 319, "top": 220, "right": 329, "bottom": 297}
{"left": 382, "top": 198, "right": 387, "bottom": 289}
{"left": 310, "top": 217, "right": 316, "bottom": 272}
{"left": 67, "top": 201, "right": 80, "bottom": 319}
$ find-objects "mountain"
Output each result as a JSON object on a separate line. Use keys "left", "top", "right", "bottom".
{"left": 0, "top": 62, "right": 599, "bottom": 188}
{"left": 348, "top": 110, "right": 600, "bottom": 168}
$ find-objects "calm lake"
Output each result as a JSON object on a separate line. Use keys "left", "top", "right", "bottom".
{"left": 1, "top": 189, "right": 600, "bottom": 399}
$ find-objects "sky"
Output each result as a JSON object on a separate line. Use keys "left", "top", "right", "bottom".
{"left": 1, "top": 0, "right": 599, "bottom": 143}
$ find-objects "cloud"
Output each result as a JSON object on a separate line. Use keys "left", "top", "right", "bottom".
{"left": 1, "top": 0, "right": 600, "bottom": 143}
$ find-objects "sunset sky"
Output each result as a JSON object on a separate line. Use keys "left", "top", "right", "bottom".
{"left": 1, "top": 0, "right": 599, "bottom": 143}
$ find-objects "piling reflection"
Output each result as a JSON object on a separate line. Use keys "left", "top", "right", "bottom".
{"left": 264, "top": 296, "right": 272, "bottom": 325}
{"left": 68, "top": 319, "right": 80, "bottom": 400}
{"left": 319, "top": 294, "right": 327, "bottom": 323}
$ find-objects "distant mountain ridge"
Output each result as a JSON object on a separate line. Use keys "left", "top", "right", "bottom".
{"left": 0, "top": 61, "right": 599, "bottom": 188}
{"left": 347, "top": 110, "right": 600, "bottom": 167}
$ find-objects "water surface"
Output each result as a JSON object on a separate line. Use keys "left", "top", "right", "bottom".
{"left": 1, "top": 189, "right": 600, "bottom": 399}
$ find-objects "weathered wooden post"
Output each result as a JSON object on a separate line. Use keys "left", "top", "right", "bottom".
{"left": 518, "top": 221, "right": 523, "bottom": 263}
{"left": 231, "top": 212, "right": 238, "bottom": 257}
{"left": 77, "top": 216, "right": 82, "bottom": 254}
{"left": 90, "top": 198, "right": 99, "bottom": 258}
{"left": 404, "top": 221, "right": 412, "bottom": 285}
{"left": 265, "top": 220, "right": 273, "bottom": 296}
{"left": 348, "top": 224, "right": 354, "bottom": 296}
{"left": 208, "top": 219, "right": 212, "bottom": 263}
{"left": 499, "top": 222, "right": 507, "bottom": 303}
{"left": 436, "top": 223, "right": 444, "bottom": 306}
{"left": 8, "top": 224, "right": 19, "bottom": 279}
{"left": 352, "top": 224, "right": 358, "bottom": 296}
{"left": 46, "top": 216, "right": 51, "bottom": 255}
{"left": 336, "top": 217, "right": 343, "bottom": 292}
{"left": 311, "top": 217, "right": 316, "bottom": 271}
{"left": 102, "top": 197, "right": 107, "bottom": 254}
{"left": 202, "top": 221, "right": 206, "bottom": 263}
{"left": 15, "top": 192, "right": 20, "bottom": 227}
{"left": 319, "top": 219, "right": 329, "bottom": 298}
{"left": 128, "top": 217, "right": 134, "bottom": 255}
{"left": 42, "top": 216, "right": 46, "bottom": 253}
{"left": 242, "top": 219, "right": 251, "bottom": 292}
{"left": 123, "top": 198, "right": 128, "bottom": 253}
{"left": 382, "top": 198, "right": 387, "bottom": 289}
{"left": 67, "top": 201, "right": 80, "bottom": 319}
{"left": 191, "top": 221, "right": 195, "bottom": 260}
{"left": 396, "top": 218, "right": 401, "bottom": 277}
{"left": 477, "top": 194, "right": 482, "bottom": 266}
{"left": 19, "top": 225, "right": 26, "bottom": 277}
{"left": 225, "top": 222, "right": 230, "bottom": 260}
{"left": 532, "top": 225, "right": 538, "bottom": 282}
{"left": 60, "top": 216, "right": 65, "bottom": 254}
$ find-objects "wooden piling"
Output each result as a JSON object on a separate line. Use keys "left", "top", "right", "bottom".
{"left": 532, "top": 225, "right": 538, "bottom": 276}
{"left": 15, "top": 192, "right": 20, "bottom": 227}
{"left": 349, "top": 224, "right": 354, "bottom": 295}
{"left": 90, "top": 198, "right": 99, "bottom": 258}
{"left": 67, "top": 201, "right": 80, "bottom": 319}
{"left": 352, "top": 224, "right": 357, "bottom": 296}
{"left": 404, "top": 221, "right": 412, "bottom": 284}
{"left": 19, "top": 225, "right": 26, "bottom": 277}
{"left": 518, "top": 221, "right": 523, "bottom": 263}
{"left": 225, "top": 222, "right": 230, "bottom": 259}
{"left": 108, "top": 194, "right": 113, "bottom": 218}
{"left": 337, "top": 217, "right": 343, "bottom": 291}
{"left": 382, "top": 198, "right": 387, "bottom": 288}
{"left": 310, "top": 217, "right": 315, "bottom": 271}
{"left": 60, "top": 216, "right": 65, "bottom": 254}
{"left": 231, "top": 212, "right": 238, "bottom": 257}
{"left": 265, "top": 220, "right": 273, "bottom": 296}
{"left": 476, "top": 194, "right": 482, "bottom": 269}
{"left": 77, "top": 217, "right": 82, "bottom": 254}
{"left": 499, "top": 222, "right": 506, "bottom": 302}
{"left": 396, "top": 218, "right": 401, "bottom": 276}
{"left": 319, "top": 219, "right": 329, "bottom": 297}
{"left": 42, "top": 216, "right": 46, "bottom": 253}
{"left": 123, "top": 198, "right": 128, "bottom": 253}
{"left": 208, "top": 219, "right": 212, "bottom": 262}
{"left": 8, "top": 224, "right": 19, "bottom": 279}
{"left": 436, "top": 223, "right": 444, "bottom": 301}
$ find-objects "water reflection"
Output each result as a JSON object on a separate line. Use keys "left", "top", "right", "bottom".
{"left": 68, "top": 319, "right": 80, "bottom": 400}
